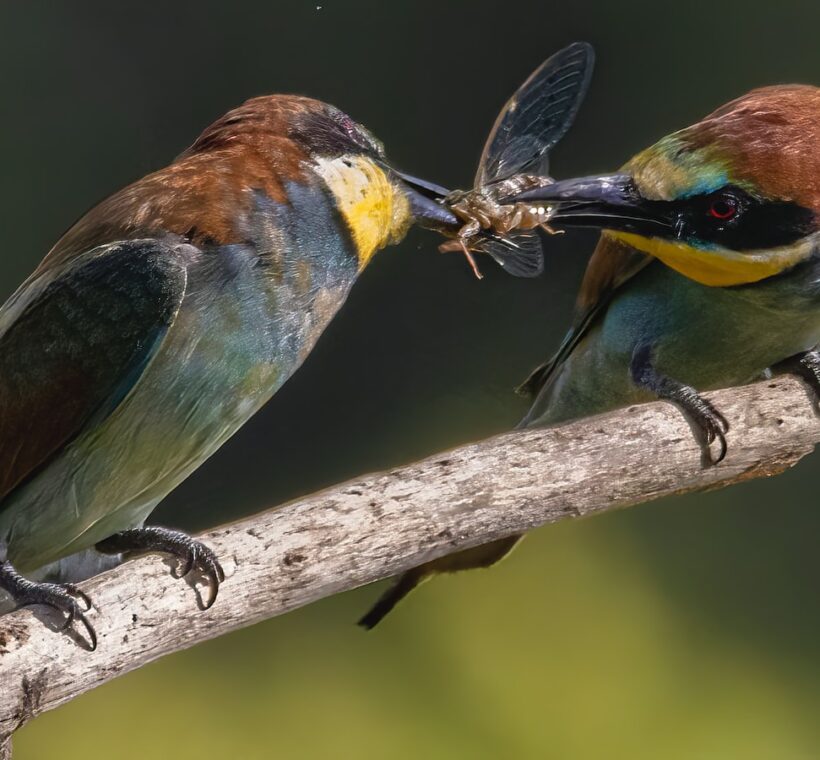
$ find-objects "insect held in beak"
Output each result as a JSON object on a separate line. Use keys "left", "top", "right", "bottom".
{"left": 430, "top": 42, "right": 594, "bottom": 279}
{"left": 439, "top": 177, "right": 563, "bottom": 279}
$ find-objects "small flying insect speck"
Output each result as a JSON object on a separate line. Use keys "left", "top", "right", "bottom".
{"left": 402, "top": 42, "right": 594, "bottom": 279}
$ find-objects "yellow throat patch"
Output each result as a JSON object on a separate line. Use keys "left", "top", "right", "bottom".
{"left": 610, "top": 231, "right": 815, "bottom": 287}
{"left": 314, "top": 155, "right": 412, "bottom": 268}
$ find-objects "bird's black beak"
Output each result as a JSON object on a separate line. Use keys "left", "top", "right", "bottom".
{"left": 392, "top": 170, "right": 460, "bottom": 233}
{"left": 506, "top": 173, "right": 673, "bottom": 236}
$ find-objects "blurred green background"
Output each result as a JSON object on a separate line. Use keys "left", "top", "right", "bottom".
{"left": 4, "top": 1, "right": 820, "bottom": 757}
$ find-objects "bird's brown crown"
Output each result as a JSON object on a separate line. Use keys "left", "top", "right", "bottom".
{"left": 43, "top": 95, "right": 399, "bottom": 270}
{"left": 629, "top": 85, "right": 820, "bottom": 211}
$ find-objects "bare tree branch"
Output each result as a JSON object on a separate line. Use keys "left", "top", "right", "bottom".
{"left": 1, "top": 376, "right": 818, "bottom": 745}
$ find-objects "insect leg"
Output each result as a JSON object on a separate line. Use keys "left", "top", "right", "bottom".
{"left": 458, "top": 238, "right": 484, "bottom": 280}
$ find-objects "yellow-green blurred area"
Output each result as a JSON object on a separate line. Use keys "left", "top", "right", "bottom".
{"left": 4, "top": 0, "right": 820, "bottom": 757}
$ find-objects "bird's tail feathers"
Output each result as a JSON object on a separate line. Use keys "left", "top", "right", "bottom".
{"left": 357, "top": 568, "right": 427, "bottom": 630}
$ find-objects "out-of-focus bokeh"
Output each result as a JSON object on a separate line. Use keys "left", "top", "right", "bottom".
{"left": 5, "top": 1, "right": 820, "bottom": 757}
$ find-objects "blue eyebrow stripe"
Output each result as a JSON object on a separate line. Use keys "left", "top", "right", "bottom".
{"left": 678, "top": 171, "right": 730, "bottom": 198}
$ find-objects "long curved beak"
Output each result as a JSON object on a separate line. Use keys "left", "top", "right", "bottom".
{"left": 506, "top": 173, "right": 674, "bottom": 235}
{"left": 391, "top": 170, "right": 460, "bottom": 233}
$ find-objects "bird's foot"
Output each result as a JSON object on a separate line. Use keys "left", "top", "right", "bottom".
{"left": 630, "top": 344, "right": 729, "bottom": 465}
{"left": 96, "top": 527, "right": 224, "bottom": 609}
{"left": 779, "top": 350, "right": 820, "bottom": 411}
{"left": 672, "top": 387, "right": 730, "bottom": 465}
{"left": 0, "top": 561, "right": 96, "bottom": 650}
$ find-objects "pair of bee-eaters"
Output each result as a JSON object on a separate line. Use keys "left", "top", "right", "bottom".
{"left": 0, "top": 60, "right": 818, "bottom": 646}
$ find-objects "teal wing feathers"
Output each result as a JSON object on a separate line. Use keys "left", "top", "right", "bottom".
{"left": 0, "top": 239, "right": 188, "bottom": 506}
{"left": 518, "top": 234, "right": 652, "bottom": 400}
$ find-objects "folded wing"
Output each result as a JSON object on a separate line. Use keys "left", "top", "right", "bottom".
{"left": 0, "top": 239, "right": 188, "bottom": 506}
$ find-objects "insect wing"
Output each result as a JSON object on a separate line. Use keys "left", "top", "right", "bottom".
{"left": 476, "top": 42, "right": 594, "bottom": 186}
{"left": 473, "top": 230, "right": 544, "bottom": 278}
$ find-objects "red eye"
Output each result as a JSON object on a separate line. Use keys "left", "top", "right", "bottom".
{"left": 709, "top": 197, "right": 737, "bottom": 220}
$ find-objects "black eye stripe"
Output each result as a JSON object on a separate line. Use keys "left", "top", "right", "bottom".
{"left": 708, "top": 197, "right": 738, "bottom": 219}
{"left": 671, "top": 186, "right": 815, "bottom": 250}
{"left": 294, "top": 110, "right": 383, "bottom": 160}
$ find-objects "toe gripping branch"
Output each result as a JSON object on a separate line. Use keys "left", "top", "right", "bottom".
{"left": 630, "top": 344, "right": 729, "bottom": 465}
{"left": 96, "top": 526, "right": 225, "bottom": 609}
{"left": 0, "top": 561, "right": 97, "bottom": 650}
{"left": 777, "top": 349, "right": 820, "bottom": 408}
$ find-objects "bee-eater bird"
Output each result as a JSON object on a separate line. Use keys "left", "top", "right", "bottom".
{"left": 359, "top": 84, "right": 820, "bottom": 629}
{"left": 513, "top": 84, "right": 820, "bottom": 444}
{"left": 0, "top": 94, "right": 456, "bottom": 647}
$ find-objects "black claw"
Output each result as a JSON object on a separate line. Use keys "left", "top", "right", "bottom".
{"left": 631, "top": 344, "right": 731, "bottom": 466}
{"left": 170, "top": 539, "right": 224, "bottom": 607}
{"left": 776, "top": 349, "right": 820, "bottom": 412}
{"left": 76, "top": 613, "right": 98, "bottom": 651}
{"left": 714, "top": 408, "right": 730, "bottom": 434}
{"left": 168, "top": 540, "right": 224, "bottom": 607}
{"left": 193, "top": 551, "right": 225, "bottom": 610}
{"left": 62, "top": 601, "right": 79, "bottom": 629}
{"left": 97, "top": 527, "right": 224, "bottom": 610}
{"left": 712, "top": 429, "right": 728, "bottom": 465}
{"left": 689, "top": 398, "right": 729, "bottom": 465}
{"left": 0, "top": 563, "right": 98, "bottom": 651}
{"left": 203, "top": 576, "right": 219, "bottom": 609}
{"left": 63, "top": 583, "right": 93, "bottom": 612}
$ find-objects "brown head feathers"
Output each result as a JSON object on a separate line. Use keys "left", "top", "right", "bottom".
{"left": 43, "top": 95, "right": 376, "bottom": 269}
{"left": 680, "top": 85, "right": 820, "bottom": 210}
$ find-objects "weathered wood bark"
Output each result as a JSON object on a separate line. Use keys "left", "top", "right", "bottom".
{"left": 0, "top": 376, "right": 818, "bottom": 744}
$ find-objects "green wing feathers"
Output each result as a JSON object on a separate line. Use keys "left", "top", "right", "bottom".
{"left": 0, "top": 240, "right": 187, "bottom": 506}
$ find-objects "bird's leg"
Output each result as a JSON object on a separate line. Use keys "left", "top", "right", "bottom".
{"left": 774, "top": 349, "right": 820, "bottom": 410}
{"left": 630, "top": 344, "right": 729, "bottom": 465}
{"left": 96, "top": 527, "right": 225, "bottom": 609}
{"left": 0, "top": 560, "right": 96, "bottom": 649}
